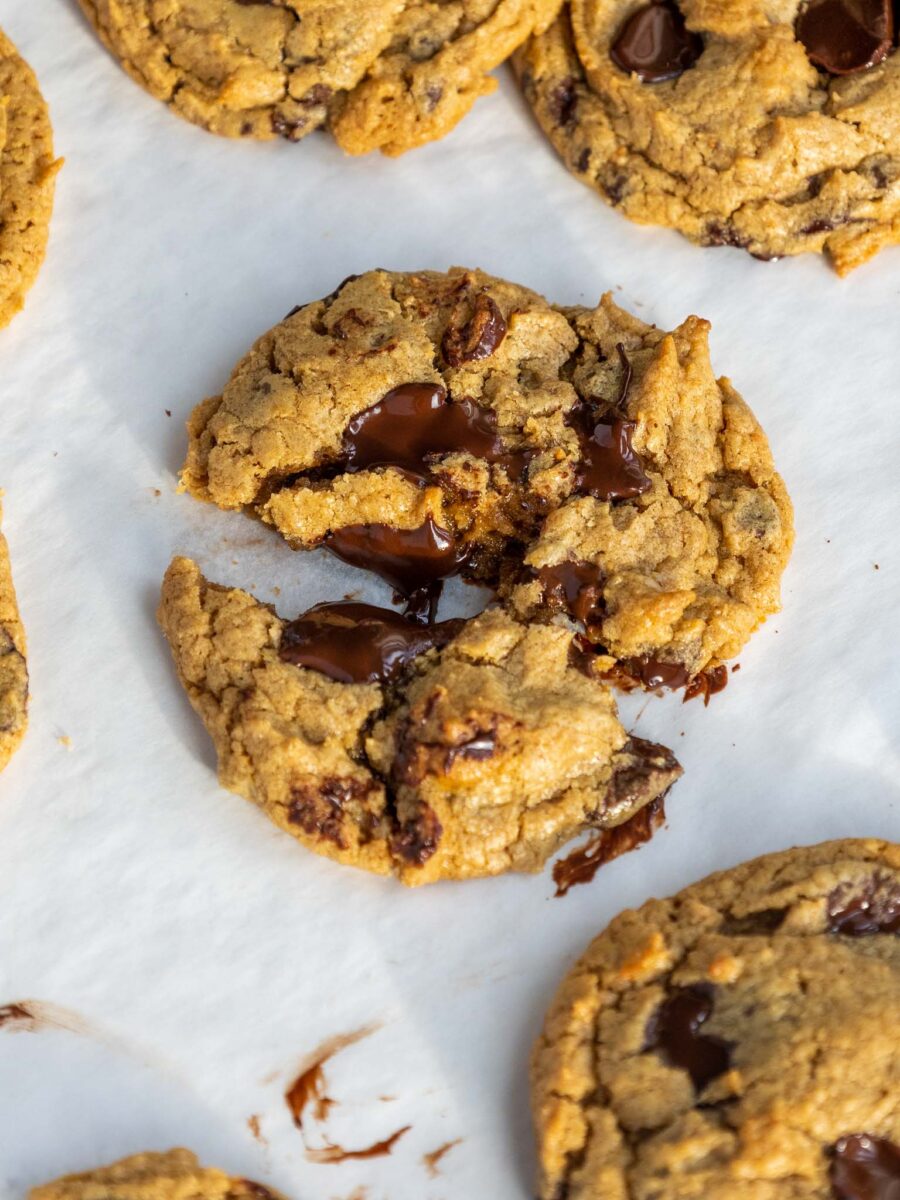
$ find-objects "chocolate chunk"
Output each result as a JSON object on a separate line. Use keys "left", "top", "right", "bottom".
{"left": 286, "top": 777, "right": 377, "bottom": 848}
{"left": 390, "top": 803, "right": 443, "bottom": 864}
{"left": 325, "top": 518, "right": 471, "bottom": 605}
{"left": 827, "top": 873, "right": 900, "bottom": 935}
{"left": 571, "top": 410, "right": 652, "bottom": 500}
{"left": 611, "top": 1, "right": 703, "bottom": 82}
{"left": 553, "top": 796, "right": 667, "bottom": 897}
{"left": 536, "top": 560, "right": 605, "bottom": 628}
{"left": 442, "top": 293, "right": 508, "bottom": 367}
{"left": 796, "top": 0, "right": 894, "bottom": 76}
{"left": 280, "top": 601, "right": 463, "bottom": 684}
{"left": 548, "top": 77, "right": 579, "bottom": 126}
{"left": 645, "top": 984, "right": 732, "bottom": 1091}
{"left": 830, "top": 1133, "right": 900, "bottom": 1199}
{"left": 605, "top": 736, "right": 682, "bottom": 814}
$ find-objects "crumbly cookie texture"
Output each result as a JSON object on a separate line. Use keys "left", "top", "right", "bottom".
{"left": 517, "top": 1, "right": 900, "bottom": 272}
{"left": 532, "top": 838, "right": 900, "bottom": 1200}
{"left": 30, "top": 1148, "right": 283, "bottom": 1200}
{"left": 157, "top": 556, "right": 681, "bottom": 884}
{"left": 77, "top": 0, "right": 561, "bottom": 154}
{"left": 182, "top": 268, "right": 792, "bottom": 681}
{"left": 0, "top": 498, "right": 27, "bottom": 772}
{"left": 0, "top": 27, "right": 61, "bottom": 327}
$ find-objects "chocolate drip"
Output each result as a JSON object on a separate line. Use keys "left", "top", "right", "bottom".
{"left": 614, "top": 656, "right": 691, "bottom": 691}
{"left": 830, "top": 1133, "right": 900, "bottom": 1199}
{"left": 611, "top": 1, "right": 703, "bottom": 82}
{"left": 645, "top": 984, "right": 732, "bottom": 1091}
{"left": 280, "top": 601, "right": 463, "bottom": 684}
{"left": 796, "top": 0, "right": 894, "bottom": 76}
{"left": 553, "top": 796, "right": 666, "bottom": 896}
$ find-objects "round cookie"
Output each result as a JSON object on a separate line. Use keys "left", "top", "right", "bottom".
{"left": 181, "top": 268, "right": 792, "bottom": 685}
{"left": 77, "top": 0, "right": 562, "bottom": 154}
{"left": 517, "top": 1, "right": 900, "bottom": 273}
{"left": 157, "top": 556, "right": 681, "bottom": 885}
{"left": 0, "top": 496, "right": 28, "bottom": 772}
{"left": 0, "top": 27, "right": 61, "bottom": 327}
{"left": 532, "top": 838, "right": 900, "bottom": 1200}
{"left": 30, "top": 1148, "right": 284, "bottom": 1200}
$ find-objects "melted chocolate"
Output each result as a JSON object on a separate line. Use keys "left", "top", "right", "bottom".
{"left": 827, "top": 873, "right": 900, "bottom": 935}
{"left": 570, "top": 404, "right": 652, "bottom": 501}
{"left": 830, "top": 1134, "right": 900, "bottom": 1199}
{"left": 279, "top": 601, "right": 462, "bottom": 684}
{"left": 613, "top": 656, "right": 691, "bottom": 691}
{"left": 683, "top": 664, "right": 729, "bottom": 705}
{"left": 611, "top": 1, "right": 704, "bottom": 82}
{"left": 389, "top": 803, "right": 443, "bottom": 865}
{"left": 536, "top": 560, "right": 605, "bottom": 628}
{"left": 443, "top": 729, "right": 497, "bottom": 771}
{"left": 645, "top": 984, "right": 732, "bottom": 1091}
{"left": 796, "top": 0, "right": 894, "bottom": 76}
{"left": 553, "top": 797, "right": 666, "bottom": 896}
{"left": 442, "top": 293, "right": 508, "bottom": 366}
{"left": 286, "top": 1059, "right": 334, "bottom": 1129}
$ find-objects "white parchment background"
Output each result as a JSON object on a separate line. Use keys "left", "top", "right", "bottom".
{"left": 1, "top": 2, "right": 899, "bottom": 1196}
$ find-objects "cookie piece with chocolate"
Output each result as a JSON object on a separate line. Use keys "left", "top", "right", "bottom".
{"left": 533, "top": 838, "right": 900, "bottom": 1200}
{"left": 0, "top": 497, "right": 27, "bottom": 772}
{"left": 77, "top": 0, "right": 561, "bottom": 154}
{"left": 157, "top": 556, "right": 681, "bottom": 884}
{"left": 0, "top": 26, "right": 61, "bottom": 327}
{"left": 30, "top": 1148, "right": 284, "bottom": 1200}
{"left": 517, "top": 1, "right": 900, "bottom": 272}
{"left": 507, "top": 293, "right": 793, "bottom": 686}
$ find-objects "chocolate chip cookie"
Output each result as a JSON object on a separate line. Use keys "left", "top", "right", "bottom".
{"left": 517, "top": 1, "right": 900, "bottom": 273}
{"left": 30, "top": 1149, "right": 283, "bottom": 1200}
{"left": 157, "top": 556, "right": 681, "bottom": 884}
{"left": 0, "top": 26, "right": 61, "bottom": 327}
{"left": 532, "top": 838, "right": 900, "bottom": 1200}
{"left": 181, "top": 268, "right": 792, "bottom": 684}
{"left": 77, "top": 0, "right": 561, "bottom": 155}
{"left": 0, "top": 498, "right": 27, "bottom": 773}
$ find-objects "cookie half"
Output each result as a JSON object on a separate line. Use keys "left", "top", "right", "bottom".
{"left": 0, "top": 26, "right": 61, "bottom": 327}
{"left": 532, "top": 838, "right": 900, "bottom": 1199}
{"left": 77, "top": 0, "right": 561, "bottom": 154}
{"left": 517, "top": 1, "right": 900, "bottom": 273}
{"left": 157, "top": 556, "right": 681, "bottom": 884}
{"left": 181, "top": 267, "right": 792, "bottom": 685}
{"left": 0, "top": 497, "right": 27, "bottom": 772}
{"left": 30, "top": 1148, "right": 284, "bottom": 1200}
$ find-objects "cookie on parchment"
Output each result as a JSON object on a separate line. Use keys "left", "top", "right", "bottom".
{"left": 518, "top": 1, "right": 900, "bottom": 273}
{"left": 532, "top": 838, "right": 900, "bottom": 1200}
{"left": 0, "top": 26, "right": 61, "bottom": 328}
{"left": 181, "top": 267, "right": 792, "bottom": 686}
{"left": 0, "top": 498, "right": 27, "bottom": 772}
{"left": 77, "top": 0, "right": 561, "bottom": 155}
{"left": 30, "top": 1148, "right": 283, "bottom": 1200}
{"left": 157, "top": 556, "right": 681, "bottom": 884}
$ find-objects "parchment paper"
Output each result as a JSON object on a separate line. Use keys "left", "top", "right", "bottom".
{"left": 1, "top": 3, "right": 899, "bottom": 1195}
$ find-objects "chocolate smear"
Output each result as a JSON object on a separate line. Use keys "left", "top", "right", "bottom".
{"left": 645, "top": 983, "right": 732, "bottom": 1090}
{"left": 305, "top": 1125, "right": 411, "bottom": 1165}
{"left": 553, "top": 796, "right": 666, "bottom": 896}
{"left": 611, "top": 1, "right": 703, "bottom": 82}
{"left": 830, "top": 1133, "right": 900, "bottom": 1199}
{"left": 827, "top": 873, "right": 900, "bottom": 936}
{"left": 280, "top": 601, "right": 463, "bottom": 684}
{"left": 796, "top": 0, "right": 894, "bottom": 76}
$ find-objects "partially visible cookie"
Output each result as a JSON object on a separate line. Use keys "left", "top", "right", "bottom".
{"left": 181, "top": 268, "right": 792, "bottom": 682}
{"left": 30, "top": 1148, "right": 283, "bottom": 1200}
{"left": 0, "top": 497, "right": 27, "bottom": 772}
{"left": 532, "top": 838, "right": 900, "bottom": 1200}
{"left": 517, "top": 1, "right": 900, "bottom": 272}
{"left": 157, "top": 556, "right": 681, "bottom": 884}
{"left": 77, "top": 0, "right": 561, "bottom": 155}
{"left": 0, "top": 26, "right": 61, "bottom": 327}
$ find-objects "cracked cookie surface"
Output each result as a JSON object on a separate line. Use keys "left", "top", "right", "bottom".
{"left": 77, "top": 0, "right": 561, "bottom": 154}
{"left": 157, "top": 556, "right": 681, "bottom": 884}
{"left": 30, "top": 1148, "right": 284, "bottom": 1200}
{"left": 517, "top": 1, "right": 900, "bottom": 272}
{"left": 0, "top": 26, "right": 61, "bottom": 327}
{"left": 532, "top": 838, "right": 900, "bottom": 1200}
{"left": 182, "top": 268, "right": 792, "bottom": 683}
{"left": 0, "top": 498, "right": 27, "bottom": 772}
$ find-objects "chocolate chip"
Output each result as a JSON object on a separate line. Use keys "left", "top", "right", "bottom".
{"left": 577, "top": 147, "right": 592, "bottom": 172}
{"left": 611, "top": 1, "right": 703, "bottom": 82}
{"left": 280, "top": 601, "right": 463, "bottom": 684}
{"left": 830, "top": 1133, "right": 900, "bottom": 1199}
{"left": 645, "top": 984, "right": 732, "bottom": 1091}
{"left": 535, "top": 560, "right": 605, "bottom": 629}
{"left": 390, "top": 803, "right": 443, "bottom": 864}
{"left": 548, "top": 77, "right": 579, "bottom": 126}
{"left": 796, "top": 0, "right": 894, "bottom": 76}
{"left": 827, "top": 873, "right": 900, "bottom": 935}
{"left": 442, "top": 293, "right": 508, "bottom": 367}
{"left": 286, "top": 777, "right": 376, "bottom": 848}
